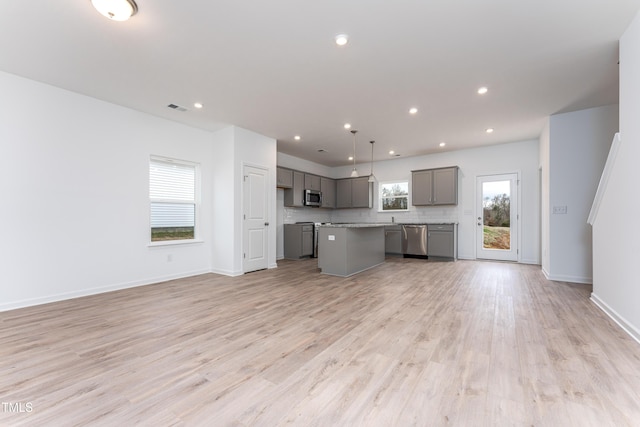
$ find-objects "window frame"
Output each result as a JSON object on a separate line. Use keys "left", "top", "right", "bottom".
{"left": 149, "top": 155, "right": 201, "bottom": 246}
{"left": 378, "top": 180, "right": 410, "bottom": 212}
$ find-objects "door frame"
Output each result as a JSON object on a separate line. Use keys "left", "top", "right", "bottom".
{"left": 475, "top": 172, "right": 520, "bottom": 262}
{"left": 242, "top": 163, "right": 270, "bottom": 273}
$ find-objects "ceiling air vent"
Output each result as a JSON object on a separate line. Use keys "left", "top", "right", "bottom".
{"left": 167, "top": 103, "right": 188, "bottom": 112}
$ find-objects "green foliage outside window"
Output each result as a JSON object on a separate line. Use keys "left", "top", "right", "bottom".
{"left": 380, "top": 182, "right": 409, "bottom": 211}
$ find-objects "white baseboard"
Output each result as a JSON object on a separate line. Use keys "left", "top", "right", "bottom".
{"left": 0, "top": 268, "right": 210, "bottom": 312}
{"left": 591, "top": 293, "right": 640, "bottom": 345}
{"left": 541, "top": 267, "right": 591, "bottom": 284}
{"left": 520, "top": 258, "right": 541, "bottom": 265}
{"left": 210, "top": 267, "right": 244, "bottom": 277}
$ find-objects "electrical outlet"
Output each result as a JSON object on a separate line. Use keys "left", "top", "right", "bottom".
{"left": 328, "top": 235, "right": 335, "bottom": 241}
{"left": 167, "top": 254, "right": 173, "bottom": 262}
{"left": 552, "top": 206, "right": 568, "bottom": 214}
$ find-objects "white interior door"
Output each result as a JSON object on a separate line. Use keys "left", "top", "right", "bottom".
{"left": 243, "top": 165, "right": 269, "bottom": 272}
{"left": 476, "top": 173, "right": 518, "bottom": 261}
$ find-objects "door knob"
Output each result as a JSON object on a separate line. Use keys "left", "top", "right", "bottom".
{"left": 264, "top": 222, "right": 270, "bottom": 226}
{"left": 477, "top": 217, "right": 482, "bottom": 220}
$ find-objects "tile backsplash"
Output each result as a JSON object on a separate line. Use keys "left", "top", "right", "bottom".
{"left": 283, "top": 205, "right": 459, "bottom": 224}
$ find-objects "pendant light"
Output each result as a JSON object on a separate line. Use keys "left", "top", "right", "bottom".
{"left": 368, "top": 140, "right": 376, "bottom": 183}
{"left": 91, "top": 0, "right": 138, "bottom": 21}
{"left": 350, "top": 130, "right": 359, "bottom": 177}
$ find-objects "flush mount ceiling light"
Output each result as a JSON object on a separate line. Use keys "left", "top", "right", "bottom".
{"left": 294, "top": 135, "right": 301, "bottom": 141}
{"left": 439, "top": 142, "right": 446, "bottom": 147}
{"left": 91, "top": 0, "right": 138, "bottom": 21}
{"left": 193, "top": 102, "right": 203, "bottom": 109}
{"left": 486, "top": 128, "right": 494, "bottom": 133}
{"left": 343, "top": 123, "right": 351, "bottom": 129}
{"left": 335, "top": 34, "right": 349, "bottom": 46}
{"left": 350, "top": 130, "right": 359, "bottom": 177}
{"left": 409, "top": 107, "right": 418, "bottom": 115}
{"left": 478, "top": 86, "right": 488, "bottom": 95}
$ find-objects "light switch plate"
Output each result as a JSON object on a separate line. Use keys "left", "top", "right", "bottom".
{"left": 552, "top": 205, "right": 568, "bottom": 214}
{"left": 328, "top": 235, "right": 335, "bottom": 241}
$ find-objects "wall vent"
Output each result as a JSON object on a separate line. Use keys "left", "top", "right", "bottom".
{"left": 167, "top": 103, "right": 188, "bottom": 112}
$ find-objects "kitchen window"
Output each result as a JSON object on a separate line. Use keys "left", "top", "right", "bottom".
{"left": 149, "top": 156, "right": 199, "bottom": 243}
{"left": 379, "top": 181, "right": 409, "bottom": 211}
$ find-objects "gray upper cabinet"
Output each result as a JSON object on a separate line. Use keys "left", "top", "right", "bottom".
{"left": 304, "top": 174, "right": 321, "bottom": 191}
{"left": 284, "top": 170, "right": 305, "bottom": 207}
{"left": 412, "top": 170, "right": 433, "bottom": 205}
{"left": 433, "top": 168, "right": 458, "bottom": 205}
{"left": 336, "top": 176, "right": 372, "bottom": 209}
{"left": 412, "top": 166, "right": 458, "bottom": 206}
{"left": 320, "top": 177, "right": 336, "bottom": 208}
{"left": 336, "top": 179, "right": 352, "bottom": 208}
{"left": 351, "top": 176, "right": 372, "bottom": 208}
{"left": 277, "top": 167, "right": 293, "bottom": 188}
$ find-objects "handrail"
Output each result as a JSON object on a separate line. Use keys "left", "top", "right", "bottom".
{"left": 588, "top": 132, "right": 621, "bottom": 225}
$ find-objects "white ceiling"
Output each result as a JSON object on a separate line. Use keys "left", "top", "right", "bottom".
{"left": 1, "top": 1, "right": 639, "bottom": 166}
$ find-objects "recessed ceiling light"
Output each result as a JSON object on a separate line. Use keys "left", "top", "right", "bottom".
{"left": 344, "top": 123, "right": 351, "bottom": 129}
{"left": 389, "top": 150, "right": 395, "bottom": 155}
{"left": 409, "top": 107, "right": 418, "bottom": 115}
{"left": 294, "top": 135, "right": 301, "bottom": 141}
{"left": 486, "top": 128, "right": 494, "bottom": 133}
{"left": 439, "top": 142, "right": 446, "bottom": 147}
{"left": 91, "top": 0, "right": 138, "bottom": 21}
{"left": 348, "top": 156, "right": 354, "bottom": 161}
{"left": 194, "top": 102, "right": 203, "bottom": 109}
{"left": 478, "top": 86, "right": 488, "bottom": 95}
{"left": 335, "top": 34, "right": 349, "bottom": 46}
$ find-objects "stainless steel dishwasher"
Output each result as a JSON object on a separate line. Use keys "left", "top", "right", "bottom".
{"left": 401, "top": 224, "right": 428, "bottom": 256}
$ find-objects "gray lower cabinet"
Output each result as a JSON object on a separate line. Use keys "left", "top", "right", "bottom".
{"left": 284, "top": 171, "right": 305, "bottom": 207}
{"left": 320, "top": 177, "right": 336, "bottom": 208}
{"left": 284, "top": 224, "right": 314, "bottom": 259}
{"left": 427, "top": 224, "right": 457, "bottom": 259}
{"left": 384, "top": 225, "right": 402, "bottom": 255}
{"left": 336, "top": 176, "right": 372, "bottom": 208}
{"left": 412, "top": 166, "right": 458, "bottom": 206}
{"left": 277, "top": 167, "right": 293, "bottom": 188}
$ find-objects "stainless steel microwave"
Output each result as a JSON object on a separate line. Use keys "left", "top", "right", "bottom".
{"left": 304, "top": 189, "right": 322, "bottom": 207}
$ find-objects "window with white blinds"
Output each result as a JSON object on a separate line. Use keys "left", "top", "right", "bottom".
{"left": 149, "top": 157, "right": 198, "bottom": 242}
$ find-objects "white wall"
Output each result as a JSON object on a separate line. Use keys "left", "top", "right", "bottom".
{"left": 0, "top": 72, "right": 278, "bottom": 311}
{"left": 541, "top": 104, "right": 619, "bottom": 283}
{"left": 277, "top": 152, "right": 334, "bottom": 178}
{"left": 0, "top": 71, "right": 214, "bottom": 310}
{"left": 211, "top": 127, "right": 237, "bottom": 275}
{"left": 235, "top": 127, "right": 278, "bottom": 270}
{"left": 280, "top": 139, "right": 541, "bottom": 264}
{"left": 591, "top": 11, "right": 640, "bottom": 341}
{"left": 332, "top": 139, "right": 541, "bottom": 263}
{"left": 539, "top": 120, "right": 550, "bottom": 273}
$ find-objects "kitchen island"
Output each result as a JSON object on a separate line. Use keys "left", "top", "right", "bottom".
{"left": 317, "top": 224, "right": 385, "bottom": 277}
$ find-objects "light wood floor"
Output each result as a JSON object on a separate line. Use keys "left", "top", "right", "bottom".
{"left": 1, "top": 258, "right": 640, "bottom": 426}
